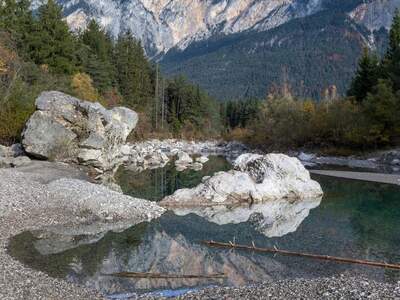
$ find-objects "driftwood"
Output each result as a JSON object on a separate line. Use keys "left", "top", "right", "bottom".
{"left": 202, "top": 240, "right": 400, "bottom": 270}
{"left": 102, "top": 271, "right": 226, "bottom": 279}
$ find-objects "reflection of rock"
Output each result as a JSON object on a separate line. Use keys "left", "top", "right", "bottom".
{"left": 161, "top": 153, "right": 323, "bottom": 206}
{"left": 170, "top": 197, "right": 321, "bottom": 237}
{"left": 32, "top": 221, "right": 144, "bottom": 255}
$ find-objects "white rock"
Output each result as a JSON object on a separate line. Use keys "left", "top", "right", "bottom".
{"left": 161, "top": 153, "right": 323, "bottom": 206}
{"left": 175, "top": 151, "right": 193, "bottom": 165}
{"left": 22, "top": 91, "right": 138, "bottom": 172}
{"left": 189, "top": 162, "right": 203, "bottom": 171}
{"left": 298, "top": 152, "right": 316, "bottom": 162}
{"left": 196, "top": 156, "right": 209, "bottom": 163}
{"left": 120, "top": 145, "right": 132, "bottom": 156}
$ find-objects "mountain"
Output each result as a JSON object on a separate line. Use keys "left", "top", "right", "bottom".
{"left": 33, "top": 0, "right": 400, "bottom": 100}
{"left": 161, "top": 0, "right": 399, "bottom": 100}
{"left": 31, "top": 0, "right": 326, "bottom": 56}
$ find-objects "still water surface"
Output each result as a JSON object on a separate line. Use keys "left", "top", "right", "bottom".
{"left": 8, "top": 157, "right": 400, "bottom": 297}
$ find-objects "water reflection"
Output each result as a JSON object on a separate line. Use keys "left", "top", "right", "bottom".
{"left": 115, "top": 156, "right": 231, "bottom": 201}
{"left": 171, "top": 197, "right": 322, "bottom": 237}
{"left": 8, "top": 172, "right": 400, "bottom": 297}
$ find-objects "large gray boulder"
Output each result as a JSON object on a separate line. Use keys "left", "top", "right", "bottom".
{"left": 161, "top": 153, "right": 323, "bottom": 206}
{"left": 22, "top": 91, "right": 138, "bottom": 172}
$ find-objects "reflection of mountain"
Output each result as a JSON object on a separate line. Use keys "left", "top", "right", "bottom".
{"left": 171, "top": 197, "right": 321, "bottom": 237}
{"left": 9, "top": 176, "right": 400, "bottom": 296}
{"left": 9, "top": 213, "right": 354, "bottom": 296}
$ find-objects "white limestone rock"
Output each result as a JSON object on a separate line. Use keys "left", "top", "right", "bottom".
{"left": 175, "top": 151, "right": 193, "bottom": 166}
{"left": 22, "top": 91, "right": 138, "bottom": 172}
{"left": 161, "top": 153, "right": 323, "bottom": 206}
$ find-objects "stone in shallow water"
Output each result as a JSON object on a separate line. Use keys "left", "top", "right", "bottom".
{"left": 196, "top": 156, "right": 209, "bottom": 164}
{"left": 175, "top": 151, "right": 193, "bottom": 165}
{"left": 161, "top": 153, "right": 323, "bottom": 206}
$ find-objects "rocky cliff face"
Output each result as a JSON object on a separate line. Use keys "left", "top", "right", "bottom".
{"left": 31, "top": 0, "right": 400, "bottom": 57}
{"left": 349, "top": 0, "right": 400, "bottom": 32}
{"left": 31, "top": 0, "right": 324, "bottom": 56}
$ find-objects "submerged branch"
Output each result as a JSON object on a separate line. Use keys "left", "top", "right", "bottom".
{"left": 101, "top": 271, "right": 226, "bottom": 279}
{"left": 202, "top": 240, "right": 400, "bottom": 270}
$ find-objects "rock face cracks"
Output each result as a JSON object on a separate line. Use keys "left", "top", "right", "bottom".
{"left": 22, "top": 91, "right": 138, "bottom": 172}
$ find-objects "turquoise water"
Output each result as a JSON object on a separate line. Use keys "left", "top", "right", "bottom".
{"left": 8, "top": 158, "right": 400, "bottom": 297}
{"left": 115, "top": 156, "right": 231, "bottom": 201}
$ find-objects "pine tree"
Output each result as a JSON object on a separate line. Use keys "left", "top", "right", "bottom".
{"left": 114, "top": 31, "right": 153, "bottom": 108}
{"left": 0, "top": 0, "right": 34, "bottom": 54}
{"left": 27, "top": 0, "right": 76, "bottom": 74}
{"left": 383, "top": 10, "right": 400, "bottom": 92}
{"left": 386, "top": 9, "right": 400, "bottom": 61}
{"left": 80, "top": 20, "right": 115, "bottom": 93}
{"left": 364, "top": 79, "right": 399, "bottom": 145}
{"left": 347, "top": 47, "right": 380, "bottom": 103}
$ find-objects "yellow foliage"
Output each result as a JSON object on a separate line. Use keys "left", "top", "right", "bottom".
{"left": 71, "top": 72, "right": 100, "bottom": 103}
{"left": 303, "top": 100, "right": 315, "bottom": 114}
{"left": 0, "top": 58, "right": 7, "bottom": 74}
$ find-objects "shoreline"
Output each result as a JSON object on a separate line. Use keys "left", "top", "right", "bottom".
{"left": 310, "top": 170, "right": 400, "bottom": 186}
{"left": 0, "top": 164, "right": 105, "bottom": 300}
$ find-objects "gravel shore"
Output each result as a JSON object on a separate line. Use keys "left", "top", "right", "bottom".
{"left": 0, "top": 163, "right": 105, "bottom": 300}
{"left": 142, "top": 275, "right": 400, "bottom": 299}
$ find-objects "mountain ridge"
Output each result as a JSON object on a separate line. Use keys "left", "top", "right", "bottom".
{"left": 31, "top": 0, "right": 400, "bottom": 99}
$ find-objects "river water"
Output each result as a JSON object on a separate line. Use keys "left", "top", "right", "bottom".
{"left": 8, "top": 156, "right": 400, "bottom": 298}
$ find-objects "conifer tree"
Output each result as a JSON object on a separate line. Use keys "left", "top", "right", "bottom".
{"left": 386, "top": 9, "right": 400, "bottom": 61}
{"left": 27, "top": 0, "right": 76, "bottom": 74}
{"left": 0, "top": 0, "right": 34, "bottom": 54}
{"left": 364, "top": 79, "right": 399, "bottom": 144}
{"left": 382, "top": 10, "right": 400, "bottom": 92}
{"left": 347, "top": 47, "right": 380, "bottom": 103}
{"left": 114, "top": 31, "right": 153, "bottom": 108}
{"left": 80, "top": 20, "right": 115, "bottom": 92}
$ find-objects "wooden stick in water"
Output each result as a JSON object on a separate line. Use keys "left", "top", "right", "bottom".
{"left": 202, "top": 240, "right": 400, "bottom": 270}
{"left": 102, "top": 271, "right": 226, "bottom": 279}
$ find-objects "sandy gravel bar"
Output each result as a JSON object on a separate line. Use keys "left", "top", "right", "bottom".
{"left": 0, "top": 163, "right": 105, "bottom": 300}
{"left": 311, "top": 170, "right": 400, "bottom": 185}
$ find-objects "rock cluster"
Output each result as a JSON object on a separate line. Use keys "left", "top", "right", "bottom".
{"left": 120, "top": 139, "right": 246, "bottom": 172}
{"left": 161, "top": 153, "right": 323, "bottom": 206}
{"left": 0, "top": 144, "right": 31, "bottom": 168}
{"left": 22, "top": 91, "right": 138, "bottom": 172}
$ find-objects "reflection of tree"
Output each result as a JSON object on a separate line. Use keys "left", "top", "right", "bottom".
{"left": 115, "top": 156, "right": 231, "bottom": 201}
{"left": 8, "top": 223, "right": 148, "bottom": 279}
